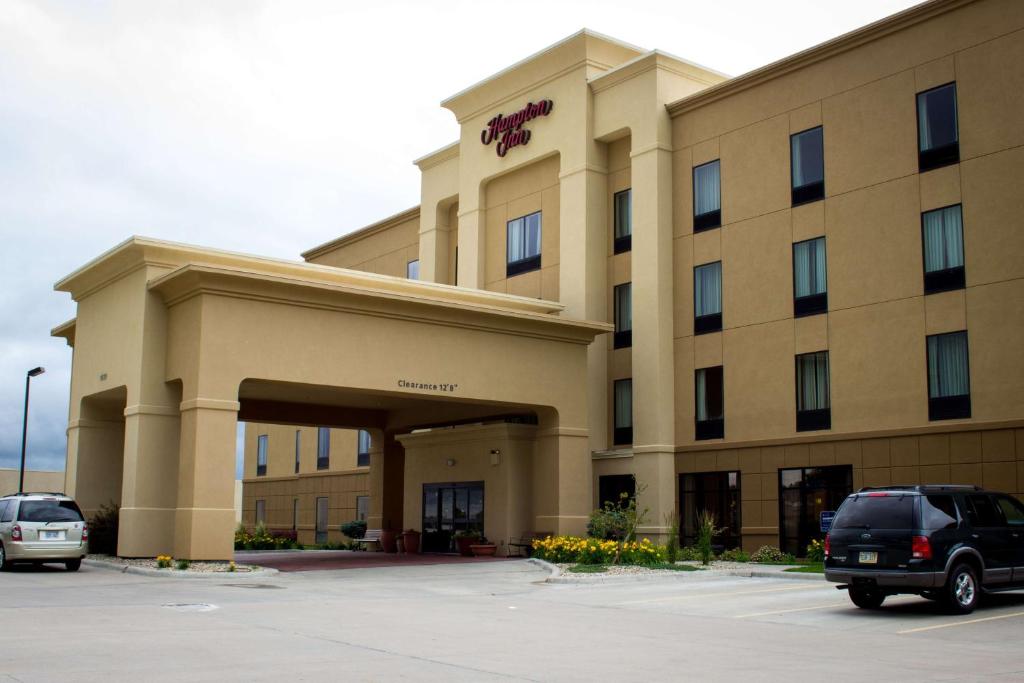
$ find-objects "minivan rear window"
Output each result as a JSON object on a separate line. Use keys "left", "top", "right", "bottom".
{"left": 17, "top": 500, "right": 84, "bottom": 523}
{"left": 832, "top": 494, "right": 915, "bottom": 530}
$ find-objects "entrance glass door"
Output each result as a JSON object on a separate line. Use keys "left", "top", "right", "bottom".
{"left": 422, "top": 482, "right": 484, "bottom": 553}
{"left": 779, "top": 465, "right": 852, "bottom": 556}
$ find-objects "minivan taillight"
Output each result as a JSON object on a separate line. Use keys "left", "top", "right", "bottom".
{"left": 81, "top": 525, "right": 89, "bottom": 541}
{"left": 824, "top": 533, "right": 831, "bottom": 559}
{"left": 911, "top": 535, "right": 932, "bottom": 560}
{"left": 11, "top": 525, "right": 22, "bottom": 541}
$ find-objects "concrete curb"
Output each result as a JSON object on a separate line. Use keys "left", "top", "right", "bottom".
{"left": 525, "top": 558, "right": 825, "bottom": 584}
{"left": 526, "top": 557, "right": 561, "bottom": 581}
{"left": 719, "top": 568, "right": 826, "bottom": 582}
{"left": 84, "top": 558, "right": 278, "bottom": 579}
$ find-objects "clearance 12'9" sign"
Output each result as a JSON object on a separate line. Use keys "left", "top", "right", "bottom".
{"left": 480, "top": 99, "right": 553, "bottom": 157}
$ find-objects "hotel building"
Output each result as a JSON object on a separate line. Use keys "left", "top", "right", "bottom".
{"left": 55, "top": 0, "right": 1024, "bottom": 559}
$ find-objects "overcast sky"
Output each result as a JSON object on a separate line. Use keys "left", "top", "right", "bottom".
{"left": 0, "top": 0, "right": 920, "bottom": 478}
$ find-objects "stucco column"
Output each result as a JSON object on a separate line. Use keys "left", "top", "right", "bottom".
{"left": 418, "top": 203, "right": 451, "bottom": 284}
{"left": 456, "top": 207, "right": 485, "bottom": 289}
{"left": 173, "top": 398, "right": 239, "bottom": 560}
{"left": 65, "top": 418, "right": 124, "bottom": 520}
{"left": 368, "top": 430, "right": 404, "bottom": 531}
{"left": 630, "top": 143, "right": 676, "bottom": 541}
{"left": 118, "top": 405, "right": 181, "bottom": 557}
{"left": 533, "top": 426, "right": 591, "bottom": 536}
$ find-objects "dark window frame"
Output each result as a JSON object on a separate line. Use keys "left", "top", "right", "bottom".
{"left": 926, "top": 331, "right": 971, "bottom": 421}
{"left": 790, "top": 126, "right": 825, "bottom": 206}
{"left": 613, "top": 282, "right": 632, "bottom": 349}
{"left": 613, "top": 188, "right": 632, "bottom": 254}
{"left": 256, "top": 434, "right": 268, "bottom": 477}
{"left": 778, "top": 465, "right": 853, "bottom": 556}
{"left": 792, "top": 237, "right": 828, "bottom": 318}
{"left": 795, "top": 351, "right": 831, "bottom": 432}
{"left": 692, "top": 159, "right": 722, "bottom": 232}
{"left": 613, "top": 378, "right": 633, "bottom": 446}
{"left": 694, "top": 261, "right": 723, "bottom": 335}
{"left": 316, "top": 426, "right": 330, "bottom": 471}
{"left": 294, "top": 430, "right": 301, "bottom": 474}
{"left": 921, "top": 203, "right": 966, "bottom": 295}
{"left": 679, "top": 471, "right": 741, "bottom": 549}
{"left": 506, "top": 211, "right": 542, "bottom": 277}
{"left": 695, "top": 366, "right": 725, "bottom": 440}
{"left": 916, "top": 82, "right": 960, "bottom": 173}
{"left": 598, "top": 474, "right": 636, "bottom": 509}
{"left": 357, "top": 429, "right": 371, "bottom": 468}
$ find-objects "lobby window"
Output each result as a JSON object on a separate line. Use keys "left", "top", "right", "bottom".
{"left": 292, "top": 498, "right": 298, "bottom": 531}
{"left": 317, "top": 427, "right": 330, "bottom": 471}
{"left": 255, "top": 499, "right": 266, "bottom": 525}
{"left": 791, "top": 126, "right": 824, "bottom": 206}
{"left": 356, "top": 495, "right": 369, "bottom": 522}
{"left": 613, "top": 378, "right": 633, "bottom": 446}
{"left": 294, "top": 430, "right": 301, "bottom": 474}
{"left": 680, "top": 471, "right": 740, "bottom": 549}
{"left": 315, "top": 497, "right": 328, "bottom": 544}
{"left": 693, "top": 160, "right": 721, "bottom": 232}
{"left": 927, "top": 331, "right": 971, "bottom": 420}
{"left": 793, "top": 237, "right": 828, "bottom": 317}
{"left": 506, "top": 211, "right": 542, "bottom": 277}
{"left": 694, "top": 261, "right": 722, "bottom": 335}
{"left": 922, "top": 205, "right": 965, "bottom": 294}
{"left": 613, "top": 282, "right": 632, "bottom": 349}
{"left": 796, "top": 351, "right": 831, "bottom": 431}
{"left": 917, "top": 83, "right": 959, "bottom": 172}
{"left": 407, "top": 259, "right": 420, "bottom": 280}
{"left": 598, "top": 474, "right": 635, "bottom": 509}
{"left": 614, "top": 189, "right": 632, "bottom": 254}
{"left": 695, "top": 366, "right": 724, "bottom": 440}
{"left": 256, "top": 434, "right": 268, "bottom": 477}
{"left": 357, "top": 429, "right": 371, "bottom": 467}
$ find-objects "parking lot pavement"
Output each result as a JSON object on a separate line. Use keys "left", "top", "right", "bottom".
{"left": 2, "top": 561, "right": 1023, "bottom": 682}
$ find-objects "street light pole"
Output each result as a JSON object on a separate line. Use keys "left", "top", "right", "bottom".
{"left": 19, "top": 366, "right": 46, "bottom": 494}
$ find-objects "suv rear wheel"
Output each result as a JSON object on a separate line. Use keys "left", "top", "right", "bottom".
{"left": 945, "top": 563, "right": 979, "bottom": 614}
{"left": 848, "top": 588, "right": 886, "bottom": 609}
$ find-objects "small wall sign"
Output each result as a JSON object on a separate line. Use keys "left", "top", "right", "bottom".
{"left": 480, "top": 99, "right": 553, "bottom": 157}
{"left": 398, "top": 379, "right": 459, "bottom": 393}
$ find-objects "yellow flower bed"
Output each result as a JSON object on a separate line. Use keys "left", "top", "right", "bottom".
{"left": 532, "top": 535, "right": 666, "bottom": 565}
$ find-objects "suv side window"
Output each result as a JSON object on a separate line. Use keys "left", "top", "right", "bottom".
{"left": 965, "top": 494, "right": 1004, "bottom": 528}
{"left": 995, "top": 496, "right": 1024, "bottom": 527}
{"left": 921, "top": 494, "right": 959, "bottom": 530}
{"left": 0, "top": 500, "right": 13, "bottom": 523}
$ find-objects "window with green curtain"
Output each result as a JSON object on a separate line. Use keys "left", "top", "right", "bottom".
{"left": 793, "top": 237, "right": 827, "bottom": 298}
{"left": 927, "top": 332, "right": 969, "bottom": 398}
{"left": 922, "top": 205, "right": 964, "bottom": 273}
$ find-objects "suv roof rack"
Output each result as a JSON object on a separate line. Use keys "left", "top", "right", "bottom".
{"left": 7, "top": 491, "right": 68, "bottom": 497}
{"left": 857, "top": 485, "right": 983, "bottom": 493}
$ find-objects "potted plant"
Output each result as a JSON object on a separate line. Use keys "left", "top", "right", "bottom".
{"left": 453, "top": 529, "right": 481, "bottom": 557}
{"left": 469, "top": 537, "right": 498, "bottom": 557}
{"left": 401, "top": 529, "right": 421, "bottom": 554}
{"left": 380, "top": 529, "right": 398, "bottom": 553}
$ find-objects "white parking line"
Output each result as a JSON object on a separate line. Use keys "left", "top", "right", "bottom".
{"left": 897, "top": 611, "right": 1024, "bottom": 634}
{"left": 618, "top": 583, "right": 824, "bottom": 605}
{"left": 734, "top": 603, "right": 842, "bottom": 618}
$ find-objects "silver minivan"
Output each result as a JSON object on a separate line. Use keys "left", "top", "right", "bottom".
{"left": 0, "top": 493, "right": 89, "bottom": 571}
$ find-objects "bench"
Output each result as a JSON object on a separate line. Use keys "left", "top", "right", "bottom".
{"left": 353, "top": 529, "right": 383, "bottom": 551}
{"left": 508, "top": 531, "right": 553, "bottom": 557}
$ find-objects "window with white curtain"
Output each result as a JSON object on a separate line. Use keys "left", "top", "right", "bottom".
{"left": 317, "top": 427, "right": 330, "bottom": 471}
{"left": 614, "top": 282, "right": 632, "bottom": 349}
{"left": 256, "top": 434, "right": 268, "bottom": 477}
{"left": 357, "top": 430, "right": 371, "bottom": 467}
{"left": 356, "top": 496, "right": 369, "bottom": 522}
{"left": 695, "top": 366, "right": 724, "bottom": 440}
{"left": 613, "top": 378, "right": 632, "bottom": 445}
{"left": 927, "top": 331, "right": 970, "bottom": 420}
{"left": 922, "top": 205, "right": 965, "bottom": 293}
{"left": 796, "top": 351, "right": 831, "bottom": 431}
{"left": 793, "top": 237, "right": 828, "bottom": 316}
{"left": 791, "top": 127, "right": 824, "bottom": 205}
{"left": 506, "top": 211, "right": 542, "bottom": 276}
{"left": 614, "top": 189, "right": 632, "bottom": 254}
{"left": 694, "top": 261, "right": 722, "bottom": 334}
{"left": 917, "top": 83, "right": 959, "bottom": 171}
{"left": 693, "top": 160, "right": 721, "bottom": 231}
{"left": 406, "top": 259, "right": 420, "bottom": 280}
{"left": 255, "top": 499, "right": 266, "bottom": 525}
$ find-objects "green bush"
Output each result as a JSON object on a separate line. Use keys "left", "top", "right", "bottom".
{"left": 719, "top": 548, "right": 750, "bottom": 562}
{"left": 665, "top": 511, "right": 681, "bottom": 564}
{"left": 88, "top": 502, "right": 120, "bottom": 556}
{"left": 532, "top": 536, "right": 666, "bottom": 566}
{"left": 805, "top": 539, "right": 825, "bottom": 563}
{"left": 175, "top": 559, "right": 190, "bottom": 571}
{"left": 677, "top": 546, "right": 703, "bottom": 562}
{"left": 751, "top": 545, "right": 790, "bottom": 563}
{"left": 586, "top": 504, "right": 630, "bottom": 541}
{"left": 340, "top": 520, "right": 367, "bottom": 540}
{"left": 234, "top": 523, "right": 299, "bottom": 550}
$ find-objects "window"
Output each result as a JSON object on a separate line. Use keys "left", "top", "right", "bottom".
{"left": 315, "top": 497, "right": 329, "bottom": 544}
{"left": 614, "top": 189, "right": 631, "bottom": 254}
{"left": 779, "top": 465, "right": 852, "bottom": 556}
{"left": 292, "top": 498, "right": 299, "bottom": 530}
{"left": 965, "top": 494, "right": 1002, "bottom": 528}
{"left": 406, "top": 259, "right": 420, "bottom": 280}
{"left": 317, "top": 427, "right": 330, "bottom": 470}
{"left": 927, "top": 331, "right": 970, "bottom": 420}
{"left": 917, "top": 82, "right": 959, "bottom": 172}
{"left": 695, "top": 366, "right": 724, "bottom": 440}
{"left": 921, "top": 495, "right": 960, "bottom": 531}
{"left": 793, "top": 237, "right": 827, "bottom": 317}
{"left": 356, "top": 495, "right": 369, "bottom": 522}
{"left": 506, "top": 211, "right": 541, "bottom": 277}
{"left": 613, "top": 378, "right": 632, "bottom": 446}
{"left": 357, "top": 429, "right": 371, "bottom": 468}
{"left": 996, "top": 496, "right": 1024, "bottom": 527}
{"left": 294, "top": 430, "right": 301, "bottom": 474}
{"left": 613, "top": 282, "right": 632, "bottom": 349}
{"left": 791, "top": 126, "right": 824, "bottom": 205}
{"left": 0, "top": 500, "right": 11, "bottom": 523}
{"left": 694, "top": 261, "right": 722, "bottom": 334}
{"left": 679, "top": 471, "right": 741, "bottom": 549}
{"left": 255, "top": 499, "right": 266, "bottom": 525}
{"left": 256, "top": 434, "right": 268, "bottom": 477}
{"left": 795, "top": 351, "right": 831, "bottom": 431}
{"left": 922, "top": 205, "right": 965, "bottom": 293}
{"left": 693, "top": 160, "right": 721, "bottom": 231}
{"left": 17, "top": 500, "right": 83, "bottom": 522}
{"left": 598, "top": 475, "right": 635, "bottom": 508}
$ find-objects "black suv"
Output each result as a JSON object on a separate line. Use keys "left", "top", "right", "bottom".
{"left": 824, "top": 485, "right": 1024, "bottom": 614}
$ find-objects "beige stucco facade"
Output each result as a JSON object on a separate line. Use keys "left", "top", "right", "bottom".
{"left": 0, "top": 469, "right": 65, "bottom": 498}
{"left": 59, "top": 0, "right": 1023, "bottom": 559}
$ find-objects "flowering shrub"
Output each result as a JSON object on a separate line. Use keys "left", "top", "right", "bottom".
{"left": 805, "top": 539, "right": 825, "bottom": 563}
{"left": 532, "top": 536, "right": 666, "bottom": 566}
{"left": 750, "top": 545, "right": 784, "bottom": 563}
{"left": 156, "top": 555, "right": 172, "bottom": 569}
{"left": 234, "top": 523, "right": 300, "bottom": 550}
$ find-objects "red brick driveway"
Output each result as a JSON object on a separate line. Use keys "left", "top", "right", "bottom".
{"left": 236, "top": 549, "right": 515, "bottom": 572}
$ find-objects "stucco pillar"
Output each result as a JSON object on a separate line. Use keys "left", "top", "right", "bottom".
{"left": 368, "top": 430, "right": 404, "bottom": 531}
{"left": 65, "top": 418, "right": 124, "bottom": 519}
{"left": 418, "top": 204, "right": 451, "bottom": 284}
{"left": 630, "top": 143, "right": 677, "bottom": 541}
{"left": 117, "top": 405, "right": 181, "bottom": 557}
{"left": 558, "top": 164, "right": 609, "bottom": 455}
{"left": 172, "top": 398, "right": 239, "bottom": 560}
{"left": 533, "top": 426, "right": 591, "bottom": 536}
{"left": 456, "top": 207, "right": 485, "bottom": 289}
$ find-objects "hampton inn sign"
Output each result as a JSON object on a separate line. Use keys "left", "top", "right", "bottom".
{"left": 480, "top": 99, "right": 553, "bottom": 157}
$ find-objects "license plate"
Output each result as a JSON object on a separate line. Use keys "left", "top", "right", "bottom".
{"left": 859, "top": 551, "right": 878, "bottom": 564}
{"left": 40, "top": 530, "right": 66, "bottom": 541}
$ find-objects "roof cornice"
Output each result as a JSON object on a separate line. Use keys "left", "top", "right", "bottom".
{"left": 667, "top": 0, "right": 974, "bottom": 118}
{"left": 413, "top": 141, "right": 460, "bottom": 170}
{"left": 301, "top": 206, "right": 420, "bottom": 261}
{"left": 589, "top": 50, "right": 727, "bottom": 95}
